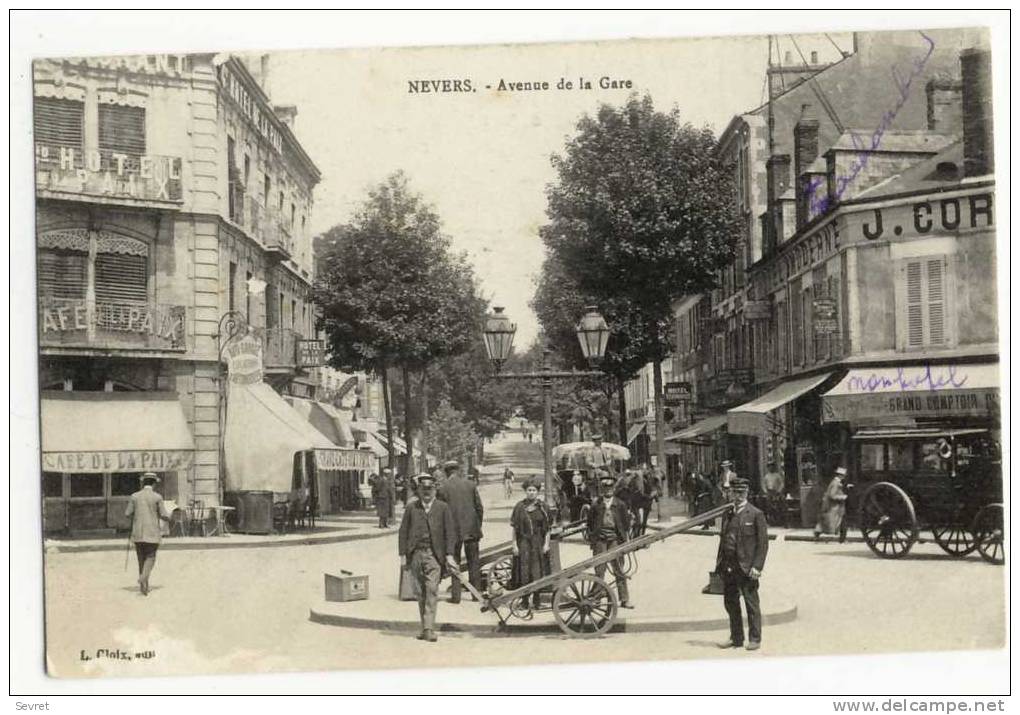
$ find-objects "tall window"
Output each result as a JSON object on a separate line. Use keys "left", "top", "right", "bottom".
{"left": 98, "top": 104, "right": 146, "bottom": 155}
{"left": 38, "top": 230, "right": 148, "bottom": 306}
{"left": 790, "top": 283, "right": 803, "bottom": 366}
{"left": 776, "top": 299, "right": 789, "bottom": 373}
{"left": 245, "top": 271, "right": 253, "bottom": 320}
{"left": 228, "top": 262, "right": 237, "bottom": 312}
{"left": 290, "top": 298, "right": 297, "bottom": 330}
{"left": 34, "top": 97, "right": 85, "bottom": 157}
{"left": 264, "top": 174, "right": 271, "bottom": 207}
{"left": 898, "top": 256, "right": 952, "bottom": 349}
{"left": 802, "top": 283, "right": 813, "bottom": 365}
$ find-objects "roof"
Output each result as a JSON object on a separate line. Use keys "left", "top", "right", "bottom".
{"left": 854, "top": 139, "right": 966, "bottom": 199}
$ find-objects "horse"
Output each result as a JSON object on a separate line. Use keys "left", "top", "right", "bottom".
{"left": 618, "top": 469, "right": 661, "bottom": 538}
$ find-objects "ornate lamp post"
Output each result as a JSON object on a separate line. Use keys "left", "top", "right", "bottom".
{"left": 482, "top": 305, "right": 610, "bottom": 509}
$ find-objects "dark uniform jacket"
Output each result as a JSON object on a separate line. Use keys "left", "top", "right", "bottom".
{"left": 715, "top": 502, "right": 769, "bottom": 575}
{"left": 586, "top": 496, "right": 631, "bottom": 543}
{"left": 437, "top": 476, "right": 484, "bottom": 541}
{"left": 398, "top": 498, "right": 457, "bottom": 568}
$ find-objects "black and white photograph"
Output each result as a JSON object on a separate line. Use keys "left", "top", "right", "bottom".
{"left": 9, "top": 10, "right": 1010, "bottom": 700}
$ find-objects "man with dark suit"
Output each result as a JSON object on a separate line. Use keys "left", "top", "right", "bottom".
{"left": 716, "top": 477, "right": 769, "bottom": 651}
{"left": 437, "top": 459, "right": 484, "bottom": 603}
{"left": 398, "top": 472, "right": 458, "bottom": 642}
{"left": 585, "top": 472, "right": 634, "bottom": 608}
{"left": 125, "top": 472, "right": 169, "bottom": 596}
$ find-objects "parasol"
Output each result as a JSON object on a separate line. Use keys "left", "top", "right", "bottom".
{"left": 552, "top": 441, "right": 631, "bottom": 467}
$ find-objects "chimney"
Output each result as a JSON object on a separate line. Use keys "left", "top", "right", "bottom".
{"left": 794, "top": 104, "right": 820, "bottom": 227}
{"left": 766, "top": 154, "right": 792, "bottom": 205}
{"left": 925, "top": 77, "right": 963, "bottom": 133}
{"left": 274, "top": 104, "right": 298, "bottom": 130}
{"left": 784, "top": 51, "right": 793, "bottom": 65}
{"left": 810, "top": 51, "right": 818, "bottom": 65}
{"left": 960, "top": 48, "right": 993, "bottom": 177}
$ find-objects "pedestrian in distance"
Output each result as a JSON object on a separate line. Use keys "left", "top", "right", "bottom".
{"left": 125, "top": 472, "right": 170, "bottom": 596}
{"left": 397, "top": 472, "right": 458, "bottom": 642}
{"left": 374, "top": 468, "right": 395, "bottom": 528}
{"left": 762, "top": 460, "right": 786, "bottom": 528}
{"left": 694, "top": 469, "right": 716, "bottom": 529}
{"left": 585, "top": 473, "right": 634, "bottom": 609}
{"left": 815, "top": 466, "right": 850, "bottom": 541}
{"left": 437, "top": 459, "right": 484, "bottom": 602}
{"left": 716, "top": 477, "right": 769, "bottom": 651}
{"left": 509, "top": 478, "right": 551, "bottom": 607}
{"left": 502, "top": 467, "right": 515, "bottom": 499}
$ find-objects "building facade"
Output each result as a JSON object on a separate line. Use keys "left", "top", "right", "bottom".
{"left": 36, "top": 53, "right": 322, "bottom": 533}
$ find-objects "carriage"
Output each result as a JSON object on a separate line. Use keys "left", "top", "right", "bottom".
{"left": 849, "top": 427, "right": 1003, "bottom": 563}
{"left": 551, "top": 440, "right": 630, "bottom": 522}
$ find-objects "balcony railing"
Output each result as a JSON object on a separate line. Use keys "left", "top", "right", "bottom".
{"left": 226, "top": 190, "right": 293, "bottom": 259}
{"left": 35, "top": 143, "right": 183, "bottom": 203}
{"left": 38, "top": 296, "right": 186, "bottom": 351}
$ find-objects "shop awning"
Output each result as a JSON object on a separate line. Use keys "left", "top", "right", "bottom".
{"left": 316, "top": 402, "right": 356, "bottom": 446}
{"left": 728, "top": 373, "right": 833, "bottom": 435}
{"left": 350, "top": 422, "right": 389, "bottom": 458}
{"left": 665, "top": 414, "right": 728, "bottom": 443}
{"left": 284, "top": 397, "right": 355, "bottom": 447}
{"left": 822, "top": 363, "right": 999, "bottom": 423}
{"left": 225, "top": 381, "right": 339, "bottom": 492}
{"left": 626, "top": 422, "right": 647, "bottom": 445}
{"left": 40, "top": 391, "right": 195, "bottom": 473}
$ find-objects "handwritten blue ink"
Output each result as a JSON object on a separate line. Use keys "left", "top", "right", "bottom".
{"left": 807, "top": 31, "right": 937, "bottom": 217}
{"left": 847, "top": 365, "right": 968, "bottom": 394}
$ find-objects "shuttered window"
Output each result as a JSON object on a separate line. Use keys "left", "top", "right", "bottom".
{"left": 34, "top": 97, "right": 84, "bottom": 152}
{"left": 38, "top": 250, "right": 87, "bottom": 300}
{"left": 790, "top": 283, "right": 803, "bottom": 366}
{"left": 98, "top": 104, "right": 146, "bottom": 155}
{"left": 95, "top": 252, "right": 147, "bottom": 304}
{"left": 899, "top": 256, "right": 951, "bottom": 349}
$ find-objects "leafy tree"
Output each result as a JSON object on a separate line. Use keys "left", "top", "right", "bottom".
{"left": 539, "top": 94, "right": 740, "bottom": 468}
{"left": 426, "top": 399, "right": 479, "bottom": 464}
{"left": 314, "top": 172, "right": 483, "bottom": 475}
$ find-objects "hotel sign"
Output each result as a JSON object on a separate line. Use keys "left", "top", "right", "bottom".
{"left": 35, "top": 144, "right": 183, "bottom": 202}
{"left": 297, "top": 340, "right": 325, "bottom": 368}
{"left": 42, "top": 449, "right": 194, "bottom": 474}
{"left": 218, "top": 63, "right": 284, "bottom": 153}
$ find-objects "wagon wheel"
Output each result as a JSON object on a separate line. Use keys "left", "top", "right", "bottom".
{"left": 485, "top": 555, "right": 515, "bottom": 596}
{"left": 859, "top": 482, "right": 918, "bottom": 559}
{"left": 973, "top": 504, "right": 1005, "bottom": 565}
{"left": 552, "top": 574, "right": 618, "bottom": 638}
{"left": 931, "top": 522, "right": 978, "bottom": 557}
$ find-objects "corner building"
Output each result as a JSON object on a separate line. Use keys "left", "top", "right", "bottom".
{"left": 35, "top": 54, "right": 321, "bottom": 533}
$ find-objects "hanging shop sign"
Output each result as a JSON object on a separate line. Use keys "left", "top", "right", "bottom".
{"left": 42, "top": 449, "right": 194, "bottom": 474}
{"left": 225, "top": 332, "right": 264, "bottom": 384}
{"left": 297, "top": 339, "right": 325, "bottom": 368}
{"left": 743, "top": 300, "right": 771, "bottom": 321}
{"left": 663, "top": 382, "right": 692, "bottom": 406}
{"left": 813, "top": 297, "right": 838, "bottom": 334}
{"left": 314, "top": 448, "right": 375, "bottom": 471}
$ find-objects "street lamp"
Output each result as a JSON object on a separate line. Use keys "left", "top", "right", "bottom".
{"left": 482, "top": 306, "right": 610, "bottom": 514}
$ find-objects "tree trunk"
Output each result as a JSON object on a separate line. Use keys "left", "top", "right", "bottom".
{"left": 402, "top": 365, "right": 414, "bottom": 477}
{"left": 616, "top": 375, "right": 628, "bottom": 449}
{"left": 652, "top": 358, "right": 667, "bottom": 480}
{"left": 381, "top": 366, "right": 396, "bottom": 475}
{"left": 420, "top": 368, "right": 430, "bottom": 468}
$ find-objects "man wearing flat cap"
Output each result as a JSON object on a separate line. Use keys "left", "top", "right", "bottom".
{"left": 125, "top": 472, "right": 169, "bottom": 596}
{"left": 398, "top": 472, "right": 458, "bottom": 642}
{"left": 586, "top": 473, "right": 634, "bottom": 609}
{"left": 716, "top": 476, "right": 769, "bottom": 651}
{"left": 437, "top": 459, "right": 484, "bottom": 602}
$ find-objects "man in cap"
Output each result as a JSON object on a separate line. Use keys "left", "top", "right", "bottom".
{"left": 437, "top": 459, "right": 484, "bottom": 602}
{"left": 373, "top": 467, "right": 396, "bottom": 528}
{"left": 398, "top": 472, "right": 457, "bottom": 642}
{"left": 125, "top": 472, "right": 170, "bottom": 596}
{"left": 585, "top": 472, "right": 634, "bottom": 609}
{"left": 716, "top": 477, "right": 769, "bottom": 651}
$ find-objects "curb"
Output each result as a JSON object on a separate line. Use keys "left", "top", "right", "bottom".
{"left": 308, "top": 601, "right": 798, "bottom": 637}
{"left": 45, "top": 527, "right": 397, "bottom": 554}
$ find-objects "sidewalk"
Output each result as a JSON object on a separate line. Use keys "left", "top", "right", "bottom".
{"left": 44, "top": 511, "right": 398, "bottom": 554}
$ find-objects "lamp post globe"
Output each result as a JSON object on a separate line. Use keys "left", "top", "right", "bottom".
{"left": 483, "top": 306, "right": 516, "bottom": 372}
{"left": 576, "top": 306, "right": 610, "bottom": 364}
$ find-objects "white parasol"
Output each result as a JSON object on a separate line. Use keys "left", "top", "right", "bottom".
{"left": 552, "top": 441, "right": 631, "bottom": 467}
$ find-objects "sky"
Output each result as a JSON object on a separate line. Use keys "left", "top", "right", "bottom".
{"left": 263, "top": 33, "right": 850, "bottom": 347}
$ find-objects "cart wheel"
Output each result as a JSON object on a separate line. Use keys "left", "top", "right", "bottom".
{"left": 859, "top": 482, "right": 918, "bottom": 559}
{"left": 485, "top": 555, "right": 514, "bottom": 596}
{"left": 931, "top": 522, "right": 978, "bottom": 557}
{"left": 973, "top": 504, "right": 1005, "bottom": 565}
{"left": 552, "top": 574, "right": 618, "bottom": 638}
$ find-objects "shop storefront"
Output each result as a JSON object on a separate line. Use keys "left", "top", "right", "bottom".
{"left": 665, "top": 414, "right": 728, "bottom": 476}
{"left": 40, "top": 390, "right": 195, "bottom": 533}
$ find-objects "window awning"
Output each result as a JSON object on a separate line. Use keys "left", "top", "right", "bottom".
{"left": 40, "top": 391, "right": 195, "bottom": 473}
{"left": 665, "top": 414, "right": 728, "bottom": 443}
{"left": 225, "top": 381, "right": 337, "bottom": 492}
{"left": 822, "top": 363, "right": 999, "bottom": 423}
{"left": 626, "top": 422, "right": 647, "bottom": 445}
{"left": 728, "top": 373, "right": 833, "bottom": 435}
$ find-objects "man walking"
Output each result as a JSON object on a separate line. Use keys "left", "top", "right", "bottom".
{"left": 374, "top": 468, "right": 395, "bottom": 528}
{"left": 762, "top": 460, "right": 786, "bottom": 527}
{"left": 586, "top": 472, "right": 634, "bottom": 609}
{"left": 716, "top": 477, "right": 769, "bottom": 651}
{"left": 125, "top": 472, "right": 169, "bottom": 596}
{"left": 398, "top": 472, "right": 457, "bottom": 642}
{"left": 437, "top": 460, "right": 484, "bottom": 602}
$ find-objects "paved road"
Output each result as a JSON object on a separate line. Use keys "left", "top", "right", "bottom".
{"left": 44, "top": 481, "right": 1005, "bottom": 678}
